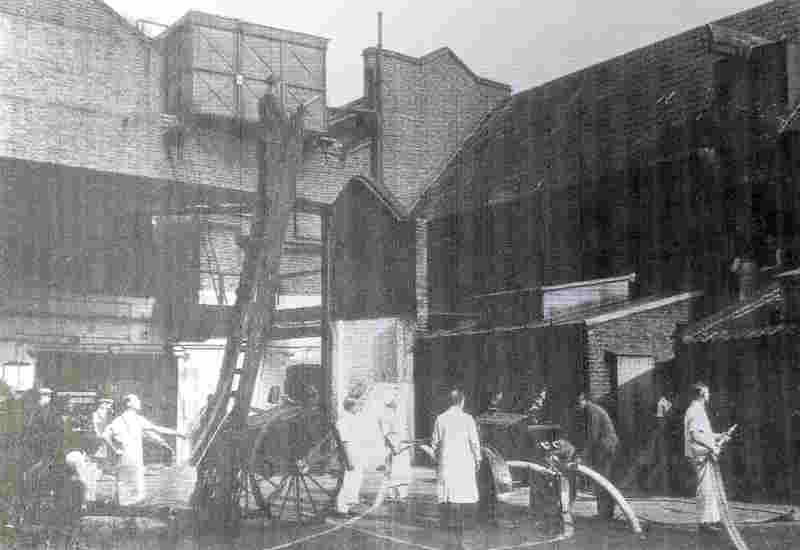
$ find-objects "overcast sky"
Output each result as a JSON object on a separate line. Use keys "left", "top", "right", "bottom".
{"left": 106, "top": 0, "right": 767, "bottom": 106}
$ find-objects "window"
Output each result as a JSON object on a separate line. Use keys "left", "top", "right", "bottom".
{"left": 1, "top": 361, "right": 34, "bottom": 391}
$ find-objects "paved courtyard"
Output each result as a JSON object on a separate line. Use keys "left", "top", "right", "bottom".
{"left": 6, "top": 465, "right": 800, "bottom": 550}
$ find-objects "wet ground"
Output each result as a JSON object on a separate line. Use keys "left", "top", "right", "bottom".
{"left": 9, "top": 515, "right": 798, "bottom": 550}
{"left": 4, "top": 465, "right": 799, "bottom": 550}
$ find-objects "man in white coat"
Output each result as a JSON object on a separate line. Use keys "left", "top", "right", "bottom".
{"left": 102, "top": 394, "right": 185, "bottom": 506}
{"left": 684, "top": 382, "right": 734, "bottom": 533}
{"left": 336, "top": 397, "right": 365, "bottom": 515}
{"left": 432, "top": 388, "right": 482, "bottom": 543}
{"left": 379, "top": 395, "right": 411, "bottom": 501}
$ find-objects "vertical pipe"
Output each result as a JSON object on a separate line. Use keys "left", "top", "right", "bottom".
{"left": 322, "top": 41, "right": 328, "bottom": 130}
{"left": 376, "top": 12, "right": 384, "bottom": 188}
{"left": 321, "top": 210, "right": 334, "bottom": 416}
{"left": 741, "top": 59, "right": 754, "bottom": 251}
{"left": 775, "top": 136, "right": 786, "bottom": 260}
{"left": 234, "top": 25, "right": 243, "bottom": 118}
{"left": 279, "top": 39, "right": 287, "bottom": 111}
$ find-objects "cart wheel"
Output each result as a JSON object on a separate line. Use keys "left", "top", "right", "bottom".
{"left": 249, "top": 412, "right": 345, "bottom": 523}
{"left": 248, "top": 454, "right": 283, "bottom": 513}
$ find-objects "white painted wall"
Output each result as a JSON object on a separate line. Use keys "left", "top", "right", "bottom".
{"left": 331, "top": 317, "right": 415, "bottom": 468}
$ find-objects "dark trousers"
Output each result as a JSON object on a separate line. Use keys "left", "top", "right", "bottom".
{"left": 477, "top": 460, "right": 496, "bottom": 522}
{"left": 591, "top": 449, "right": 616, "bottom": 519}
{"left": 645, "top": 419, "right": 670, "bottom": 493}
{"left": 440, "top": 502, "right": 475, "bottom": 548}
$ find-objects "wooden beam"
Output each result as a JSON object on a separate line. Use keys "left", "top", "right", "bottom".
{"left": 181, "top": 304, "right": 322, "bottom": 340}
{"left": 275, "top": 306, "right": 322, "bottom": 323}
{"left": 283, "top": 241, "right": 323, "bottom": 255}
{"left": 236, "top": 236, "right": 322, "bottom": 255}
{"left": 278, "top": 269, "right": 320, "bottom": 280}
{"left": 270, "top": 323, "right": 321, "bottom": 340}
{"left": 294, "top": 197, "right": 331, "bottom": 215}
{"left": 706, "top": 24, "right": 774, "bottom": 58}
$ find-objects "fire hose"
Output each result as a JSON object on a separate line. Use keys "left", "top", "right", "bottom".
{"left": 426, "top": 441, "right": 641, "bottom": 533}
{"left": 709, "top": 457, "right": 749, "bottom": 550}
{"left": 570, "top": 462, "right": 642, "bottom": 534}
{"left": 704, "top": 426, "right": 750, "bottom": 550}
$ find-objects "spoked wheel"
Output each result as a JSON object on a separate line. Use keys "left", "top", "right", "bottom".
{"left": 248, "top": 407, "right": 345, "bottom": 523}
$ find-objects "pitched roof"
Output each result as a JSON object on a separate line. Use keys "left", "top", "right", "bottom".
{"left": 340, "top": 175, "right": 408, "bottom": 221}
{"left": 683, "top": 323, "right": 799, "bottom": 344}
{"left": 95, "top": 0, "right": 153, "bottom": 44}
{"left": 362, "top": 47, "right": 510, "bottom": 92}
{"left": 410, "top": 1, "right": 800, "bottom": 221}
{"left": 681, "top": 283, "right": 784, "bottom": 344}
{"left": 422, "top": 290, "right": 700, "bottom": 339}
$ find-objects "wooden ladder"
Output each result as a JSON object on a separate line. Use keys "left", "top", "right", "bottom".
{"left": 190, "top": 92, "right": 306, "bottom": 468}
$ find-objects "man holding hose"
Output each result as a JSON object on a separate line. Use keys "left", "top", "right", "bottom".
{"left": 684, "top": 382, "right": 736, "bottom": 534}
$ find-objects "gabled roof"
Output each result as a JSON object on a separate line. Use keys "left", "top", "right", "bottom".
{"left": 681, "top": 283, "right": 784, "bottom": 344}
{"left": 339, "top": 175, "right": 408, "bottom": 221}
{"left": 540, "top": 290, "right": 701, "bottom": 328}
{"left": 95, "top": 0, "right": 153, "bottom": 45}
{"left": 419, "top": 48, "right": 511, "bottom": 91}
{"left": 362, "top": 47, "right": 510, "bottom": 92}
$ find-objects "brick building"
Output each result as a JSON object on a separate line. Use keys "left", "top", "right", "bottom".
{"left": 12, "top": 0, "right": 800, "bottom": 481}
{"left": 674, "top": 269, "right": 800, "bottom": 500}
{"left": 412, "top": 0, "right": 800, "bottom": 452}
{"left": 415, "top": 272, "right": 700, "bottom": 451}
{"left": 0, "top": 0, "right": 508, "bottom": 460}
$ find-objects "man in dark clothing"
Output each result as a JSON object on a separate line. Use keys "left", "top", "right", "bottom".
{"left": 20, "top": 388, "right": 64, "bottom": 524}
{"left": 23, "top": 388, "right": 63, "bottom": 467}
{"left": 577, "top": 393, "right": 619, "bottom": 520}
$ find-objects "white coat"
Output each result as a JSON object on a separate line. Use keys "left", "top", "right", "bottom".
{"left": 336, "top": 409, "right": 365, "bottom": 512}
{"left": 431, "top": 406, "right": 481, "bottom": 504}
{"left": 104, "top": 409, "right": 176, "bottom": 506}
{"left": 684, "top": 399, "right": 722, "bottom": 524}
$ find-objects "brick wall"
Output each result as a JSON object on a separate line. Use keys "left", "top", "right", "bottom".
{"left": 0, "top": 1, "right": 167, "bottom": 177}
{"left": 0, "top": 1, "right": 516, "bottom": 431}
{"left": 0, "top": 1, "right": 362, "bottom": 197}
{"left": 585, "top": 297, "right": 695, "bottom": 403}
{"left": 428, "top": 0, "right": 800, "bottom": 210}
{"left": 1, "top": 1, "right": 509, "bottom": 315}
{"left": 363, "top": 47, "right": 510, "bottom": 209}
{"left": 0, "top": 1, "right": 379, "bottom": 310}
{"left": 332, "top": 178, "right": 415, "bottom": 320}
{"left": 297, "top": 143, "right": 372, "bottom": 202}
{"left": 416, "top": 0, "right": 800, "bottom": 309}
